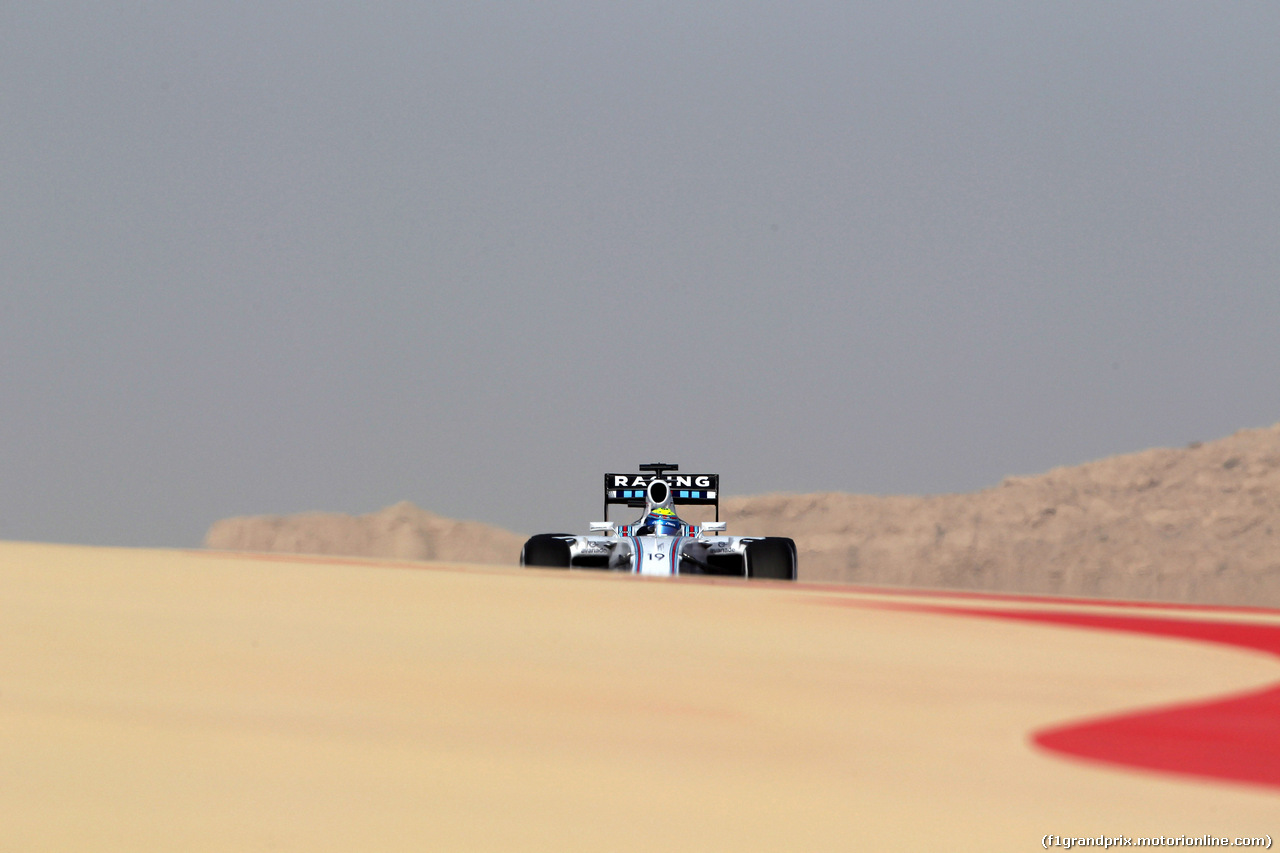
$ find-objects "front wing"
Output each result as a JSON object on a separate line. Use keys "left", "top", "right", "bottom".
{"left": 528, "top": 534, "right": 796, "bottom": 580}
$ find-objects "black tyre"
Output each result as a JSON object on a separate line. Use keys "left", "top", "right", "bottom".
{"left": 521, "top": 534, "right": 572, "bottom": 568}
{"left": 744, "top": 537, "right": 797, "bottom": 580}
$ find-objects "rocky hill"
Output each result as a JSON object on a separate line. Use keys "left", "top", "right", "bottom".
{"left": 205, "top": 422, "right": 1280, "bottom": 606}
{"left": 724, "top": 422, "right": 1280, "bottom": 606}
{"left": 204, "top": 501, "right": 524, "bottom": 566}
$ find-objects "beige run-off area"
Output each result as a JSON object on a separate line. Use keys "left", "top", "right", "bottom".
{"left": 2, "top": 541, "right": 1277, "bottom": 851}
{"left": 208, "top": 421, "right": 1280, "bottom": 606}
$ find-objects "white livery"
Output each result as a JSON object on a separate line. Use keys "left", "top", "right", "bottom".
{"left": 520, "top": 463, "right": 797, "bottom": 580}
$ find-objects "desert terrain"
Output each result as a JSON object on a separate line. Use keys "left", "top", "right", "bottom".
{"left": 206, "top": 500, "right": 525, "bottom": 565}
{"left": 2, "top": 540, "right": 1277, "bottom": 851}
{"left": 208, "top": 421, "right": 1280, "bottom": 606}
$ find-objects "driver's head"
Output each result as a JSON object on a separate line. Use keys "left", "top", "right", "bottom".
{"left": 644, "top": 506, "right": 684, "bottom": 536}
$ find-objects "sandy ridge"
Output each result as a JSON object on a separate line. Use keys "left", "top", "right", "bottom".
{"left": 206, "top": 421, "right": 1280, "bottom": 606}
{"left": 205, "top": 500, "right": 525, "bottom": 565}
{"left": 729, "top": 421, "right": 1280, "bottom": 604}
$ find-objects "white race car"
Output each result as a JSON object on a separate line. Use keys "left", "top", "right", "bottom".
{"left": 520, "top": 463, "right": 797, "bottom": 580}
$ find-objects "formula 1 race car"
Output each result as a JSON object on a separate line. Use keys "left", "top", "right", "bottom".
{"left": 520, "top": 464, "right": 797, "bottom": 580}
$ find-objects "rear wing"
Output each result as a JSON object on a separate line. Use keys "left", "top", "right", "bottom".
{"left": 603, "top": 463, "right": 720, "bottom": 521}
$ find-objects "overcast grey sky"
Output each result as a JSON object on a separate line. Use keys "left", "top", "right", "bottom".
{"left": 2, "top": 2, "right": 1277, "bottom": 547}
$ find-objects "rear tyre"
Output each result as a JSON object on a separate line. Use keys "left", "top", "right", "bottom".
{"left": 521, "top": 534, "right": 572, "bottom": 568}
{"left": 744, "top": 537, "right": 797, "bottom": 581}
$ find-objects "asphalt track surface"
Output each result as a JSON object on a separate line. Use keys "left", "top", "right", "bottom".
{"left": 1, "top": 542, "right": 1276, "bottom": 851}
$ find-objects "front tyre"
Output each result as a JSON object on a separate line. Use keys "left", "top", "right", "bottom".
{"left": 745, "top": 537, "right": 797, "bottom": 581}
{"left": 521, "top": 534, "right": 572, "bottom": 568}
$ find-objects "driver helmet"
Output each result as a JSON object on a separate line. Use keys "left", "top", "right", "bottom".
{"left": 644, "top": 506, "right": 684, "bottom": 536}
